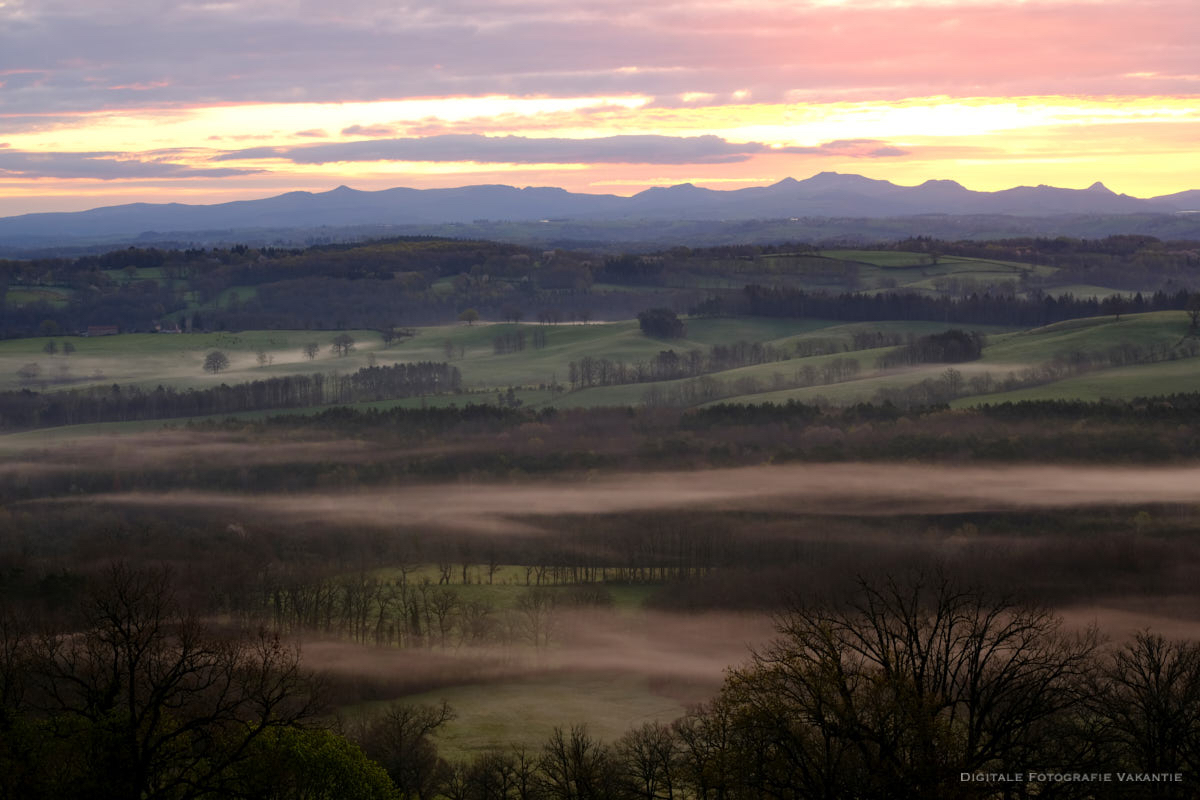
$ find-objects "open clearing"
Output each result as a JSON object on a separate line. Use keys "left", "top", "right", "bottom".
{"left": 373, "top": 673, "right": 688, "bottom": 760}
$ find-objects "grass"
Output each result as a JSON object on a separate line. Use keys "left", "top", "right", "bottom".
{"left": 5, "top": 286, "right": 74, "bottom": 307}
{"left": 1047, "top": 284, "right": 1127, "bottom": 299}
{"left": 383, "top": 318, "right": 846, "bottom": 391}
{"left": 2, "top": 312, "right": 1192, "bottom": 424}
{"left": 0, "top": 329, "right": 388, "bottom": 392}
{"left": 821, "top": 250, "right": 935, "bottom": 268}
{"left": 545, "top": 347, "right": 890, "bottom": 409}
{"left": 706, "top": 362, "right": 998, "bottom": 407}
{"left": 365, "top": 673, "right": 688, "bottom": 760}
{"left": 955, "top": 355, "right": 1200, "bottom": 406}
{"left": 982, "top": 312, "right": 1191, "bottom": 365}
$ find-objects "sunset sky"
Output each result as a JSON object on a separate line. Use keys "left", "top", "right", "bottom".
{"left": 1, "top": 0, "right": 1198, "bottom": 215}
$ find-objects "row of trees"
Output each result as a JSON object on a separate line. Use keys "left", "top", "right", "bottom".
{"left": 567, "top": 340, "right": 802, "bottom": 391}
{"left": 876, "top": 329, "right": 987, "bottom": 368}
{"left": 703, "top": 286, "right": 1200, "bottom": 328}
{"left": 872, "top": 338, "right": 1200, "bottom": 408}
{"left": 639, "top": 358, "right": 862, "bottom": 408}
{"left": 0, "top": 361, "right": 462, "bottom": 430}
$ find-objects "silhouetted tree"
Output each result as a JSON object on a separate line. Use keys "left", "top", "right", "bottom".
{"left": 203, "top": 350, "right": 230, "bottom": 374}
{"left": 353, "top": 701, "right": 455, "bottom": 800}
{"left": 26, "top": 565, "right": 319, "bottom": 800}
{"left": 719, "top": 571, "right": 1099, "bottom": 799}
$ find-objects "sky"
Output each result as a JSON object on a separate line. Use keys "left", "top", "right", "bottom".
{"left": 1, "top": 0, "right": 1198, "bottom": 215}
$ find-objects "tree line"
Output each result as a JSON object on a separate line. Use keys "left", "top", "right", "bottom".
{"left": 695, "top": 286, "right": 1198, "bottom": 328}
{"left": 0, "top": 361, "right": 461, "bottom": 431}
{"left": 566, "top": 339, "right": 797, "bottom": 390}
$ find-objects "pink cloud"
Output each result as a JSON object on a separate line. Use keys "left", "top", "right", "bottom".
{"left": 106, "top": 81, "right": 171, "bottom": 91}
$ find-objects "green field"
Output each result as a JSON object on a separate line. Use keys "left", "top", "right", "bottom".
{"left": 982, "top": 311, "right": 1191, "bottom": 364}
{"left": 0, "top": 329, "right": 389, "bottom": 392}
{"left": 360, "top": 673, "right": 688, "bottom": 761}
{"left": 2, "top": 311, "right": 1196, "bottom": 441}
{"left": 957, "top": 357, "right": 1200, "bottom": 406}
{"left": 6, "top": 286, "right": 74, "bottom": 306}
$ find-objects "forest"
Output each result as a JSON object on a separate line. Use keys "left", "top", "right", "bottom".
{"left": 2, "top": 234, "right": 1199, "bottom": 338}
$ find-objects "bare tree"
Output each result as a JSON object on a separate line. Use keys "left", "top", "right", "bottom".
{"left": 331, "top": 334, "right": 356, "bottom": 357}
{"left": 352, "top": 701, "right": 455, "bottom": 800}
{"left": 719, "top": 571, "right": 1099, "bottom": 799}
{"left": 1092, "top": 633, "right": 1200, "bottom": 796}
{"left": 28, "top": 565, "right": 318, "bottom": 800}
{"left": 616, "top": 722, "right": 680, "bottom": 800}
{"left": 515, "top": 588, "right": 558, "bottom": 649}
{"left": 302, "top": 341, "right": 320, "bottom": 360}
{"left": 538, "top": 725, "right": 617, "bottom": 800}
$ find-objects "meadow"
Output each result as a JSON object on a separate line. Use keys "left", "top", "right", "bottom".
{"left": 2, "top": 308, "right": 1196, "bottom": 435}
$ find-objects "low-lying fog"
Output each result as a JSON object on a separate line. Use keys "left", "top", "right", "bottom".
{"left": 51, "top": 462, "right": 1200, "bottom": 534}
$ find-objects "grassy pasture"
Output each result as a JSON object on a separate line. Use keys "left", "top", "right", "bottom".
{"left": 956, "top": 357, "right": 1200, "bottom": 406}
{"left": 982, "top": 311, "right": 1191, "bottom": 364}
{"left": 361, "top": 673, "right": 688, "bottom": 761}
{"left": 383, "top": 318, "right": 841, "bottom": 390}
{"left": 1047, "top": 284, "right": 1130, "bottom": 300}
{"left": 0, "top": 329, "right": 388, "bottom": 392}
{"left": 1, "top": 312, "right": 1193, "bottom": 435}
{"left": 550, "top": 347, "right": 892, "bottom": 409}
{"left": 695, "top": 312, "right": 1196, "bottom": 408}
{"left": 821, "top": 250, "right": 934, "bottom": 267}
{"left": 6, "top": 286, "right": 74, "bottom": 306}
{"left": 706, "top": 362, "right": 1001, "bottom": 407}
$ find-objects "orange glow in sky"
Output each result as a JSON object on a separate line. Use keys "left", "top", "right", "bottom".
{"left": 1, "top": 0, "right": 1197, "bottom": 214}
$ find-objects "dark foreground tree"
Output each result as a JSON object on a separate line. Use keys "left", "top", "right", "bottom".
{"left": 718, "top": 572, "right": 1099, "bottom": 799}
{"left": 352, "top": 701, "right": 455, "bottom": 800}
{"left": 538, "top": 725, "right": 618, "bottom": 800}
{"left": 10, "top": 565, "right": 319, "bottom": 800}
{"left": 1090, "top": 632, "right": 1200, "bottom": 798}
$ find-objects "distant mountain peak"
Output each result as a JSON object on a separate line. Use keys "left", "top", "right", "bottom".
{"left": 2, "top": 171, "right": 1197, "bottom": 251}
{"left": 642, "top": 182, "right": 700, "bottom": 193}
{"left": 801, "top": 171, "right": 892, "bottom": 189}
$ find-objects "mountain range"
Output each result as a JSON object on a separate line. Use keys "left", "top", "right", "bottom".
{"left": 1, "top": 172, "right": 1198, "bottom": 250}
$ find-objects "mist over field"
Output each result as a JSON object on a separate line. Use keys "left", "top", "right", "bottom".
{"left": 48, "top": 462, "right": 1200, "bottom": 533}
